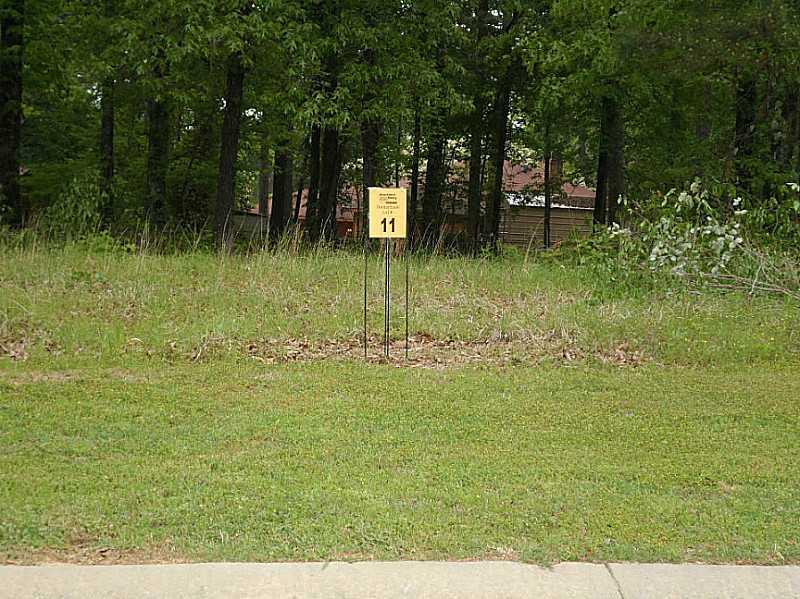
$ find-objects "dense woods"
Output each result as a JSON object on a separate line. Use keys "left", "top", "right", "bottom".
{"left": 1, "top": 0, "right": 799, "bottom": 251}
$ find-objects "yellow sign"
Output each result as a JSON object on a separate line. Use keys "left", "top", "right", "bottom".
{"left": 368, "top": 187, "right": 407, "bottom": 239}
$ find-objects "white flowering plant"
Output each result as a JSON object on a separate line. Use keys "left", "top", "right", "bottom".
{"left": 639, "top": 180, "right": 746, "bottom": 277}
{"left": 566, "top": 180, "right": 799, "bottom": 298}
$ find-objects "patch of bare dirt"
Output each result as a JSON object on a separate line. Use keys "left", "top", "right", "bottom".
{"left": 243, "top": 334, "right": 648, "bottom": 369}
{"left": 2, "top": 370, "right": 78, "bottom": 386}
{"left": 560, "top": 342, "right": 646, "bottom": 367}
{"left": 481, "top": 546, "right": 521, "bottom": 561}
{"left": 2, "top": 543, "right": 187, "bottom": 566}
{"left": 2, "top": 527, "right": 187, "bottom": 565}
{"left": 0, "top": 324, "right": 63, "bottom": 362}
{"left": 332, "top": 550, "right": 379, "bottom": 562}
{"left": 2, "top": 368, "right": 154, "bottom": 387}
{"left": 1, "top": 327, "right": 647, "bottom": 370}
{"left": 0, "top": 339, "right": 28, "bottom": 361}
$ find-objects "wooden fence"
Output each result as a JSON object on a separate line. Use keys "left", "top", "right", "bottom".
{"left": 501, "top": 206, "right": 593, "bottom": 250}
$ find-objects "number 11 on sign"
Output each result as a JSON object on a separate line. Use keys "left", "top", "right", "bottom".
{"left": 382, "top": 218, "right": 396, "bottom": 234}
{"left": 366, "top": 188, "right": 409, "bottom": 360}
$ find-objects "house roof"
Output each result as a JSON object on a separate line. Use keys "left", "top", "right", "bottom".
{"left": 247, "top": 161, "right": 595, "bottom": 220}
{"left": 502, "top": 163, "right": 595, "bottom": 207}
{"left": 506, "top": 193, "right": 594, "bottom": 210}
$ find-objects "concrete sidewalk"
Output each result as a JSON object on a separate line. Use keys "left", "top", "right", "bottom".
{"left": 1, "top": 561, "right": 799, "bottom": 599}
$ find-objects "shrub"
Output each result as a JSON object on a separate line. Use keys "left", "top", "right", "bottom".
{"left": 563, "top": 179, "right": 799, "bottom": 300}
{"left": 42, "top": 174, "right": 108, "bottom": 240}
{"left": 639, "top": 180, "right": 745, "bottom": 277}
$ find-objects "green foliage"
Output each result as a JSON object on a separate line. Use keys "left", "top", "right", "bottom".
{"left": 745, "top": 183, "right": 800, "bottom": 246}
{"left": 636, "top": 181, "right": 746, "bottom": 277}
{"left": 7, "top": 0, "right": 800, "bottom": 252}
{"left": 42, "top": 174, "right": 108, "bottom": 241}
{"left": 560, "top": 178, "right": 799, "bottom": 302}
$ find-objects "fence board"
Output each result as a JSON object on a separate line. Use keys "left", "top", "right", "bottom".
{"left": 501, "top": 206, "right": 592, "bottom": 248}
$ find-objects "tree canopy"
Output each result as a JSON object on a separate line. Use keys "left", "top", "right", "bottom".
{"left": 1, "top": 0, "right": 798, "bottom": 249}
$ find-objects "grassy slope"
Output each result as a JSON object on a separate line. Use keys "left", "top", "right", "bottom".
{"left": 1, "top": 245, "right": 799, "bottom": 564}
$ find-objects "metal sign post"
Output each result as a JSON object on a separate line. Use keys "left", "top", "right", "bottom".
{"left": 405, "top": 247, "right": 410, "bottom": 360}
{"left": 385, "top": 238, "right": 391, "bottom": 357}
{"left": 363, "top": 225, "right": 368, "bottom": 360}
{"left": 364, "top": 187, "right": 408, "bottom": 361}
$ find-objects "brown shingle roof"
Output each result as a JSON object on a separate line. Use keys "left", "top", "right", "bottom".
{"left": 503, "top": 162, "right": 595, "bottom": 208}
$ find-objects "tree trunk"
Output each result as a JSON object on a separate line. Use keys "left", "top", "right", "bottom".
{"left": 734, "top": 75, "right": 757, "bottom": 197}
{"left": 361, "top": 121, "right": 381, "bottom": 190}
{"left": 98, "top": 0, "right": 115, "bottom": 224}
{"left": 605, "top": 96, "right": 624, "bottom": 225}
{"left": 781, "top": 88, "right": 800, "bottom": 172}
{"left": 793, "top": 92, "right": 800, "bottom": 175}
{"left": 408, "top": 110, "right": 422, "bottom": 249}
{"left": 593, "top": 97, "right": 610, "bottom": 227}
{"left": 310, "top": 42, "right": 341, "bottom": 242}
{"left": 99, "top": 76, "right": 115, "bottom": 223}
{"left": 593, "top": 94, "right": 625, "bottom": 227}
{"left": 177, "top": 91, "right": 216, "bottom": 223}
{"left": 394, "top": 123, "right": 401, "bottom": 187}
{"left": 257, "top": 140, "right": 271, "bottom": 217}
{"left": 293, "top": 172, "right": 304, "bottom": 222}
{"left": 146, "top": 95, "right": 169, "bottom": 226}
{"left": 314, "top": 126, "right": 341, "bottom": 241}
{"left": 693, "top": 82, "right": 712, "bottom": 179}
{"left": 0, "top": 0, "right": 25, "bottom": 227}
{"left": 423, "top": 129, "right": 446, "bottom": 247}
{"left": 305, "top": 124, "right": 322, "bottom": 235}
{"left": 409, "top": 106, "right": 421, "bottom": 248}
{"left": 361, "top": 119, "right": 381, "bottom": 242}
{"left": 293, "top": 137, "right": 308, "bottom": 223}
{"left": 214, "top": 50, "right": 245, "bottom": 251}
{"left": 544, "top": 149, "right": 551, "bottom": 248}
{"left": 550, "top": 155, "right": 563, "bottom": 182}
{"left": 487, "top": 77, "right": 511, "bottom": 252}
{"left": 269, "top": 148, "right": 293, "bottom": 240}
{"left": 467, "top": 0, "right": 489, "bottom": 254}
{"left": 467, "top": 119, "right": 484, "bottom": 254}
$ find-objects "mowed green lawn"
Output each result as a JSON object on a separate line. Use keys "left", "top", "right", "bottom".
{"left": 1, "top": 245, "right": 799, "bottom": 564}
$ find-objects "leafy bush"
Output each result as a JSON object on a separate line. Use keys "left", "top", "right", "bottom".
{"left": 42, "top": 174, "right": 108, "bottom": 240}
{"left": 745, "top": 183, "right": 800, "bottom": 246}
{"left": 564, "top": 179, "right": 799, "bottom": 300}
{"left": 577, "top": 180, "right": 747, "bottom": 279}
{"left": 638, "top": 180, "right": 745, "bottom": 276}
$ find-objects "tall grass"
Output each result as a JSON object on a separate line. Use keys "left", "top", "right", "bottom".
{"left": 1, "top": 231, "right": 798, "bottom": 370}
